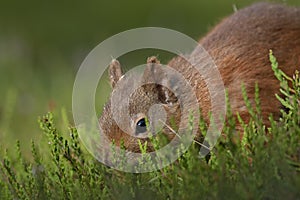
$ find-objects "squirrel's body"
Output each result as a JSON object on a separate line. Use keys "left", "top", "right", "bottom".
{"left": 100, "top": 2, "right": 300, "bottom": 152}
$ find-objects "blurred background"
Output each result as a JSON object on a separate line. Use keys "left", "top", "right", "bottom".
{"left": 0, "top": 0, "right": 299, "bottom": 152}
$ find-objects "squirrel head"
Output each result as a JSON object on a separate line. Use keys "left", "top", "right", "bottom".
{"left": 99, "top": 56, "right": 182, "bottom": 153}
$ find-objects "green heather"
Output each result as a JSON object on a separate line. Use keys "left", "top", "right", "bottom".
{"left": 0, "top": 52, "right": 299, "bottom": 199}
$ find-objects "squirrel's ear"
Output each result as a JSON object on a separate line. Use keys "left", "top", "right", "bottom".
{"left": 141, "top": 56, "right": 161, "bottom": 83}
{"left": 109, "top": 59, "right": 123, "bottom": 88}
{"left": 144, "top": 56, "right": 178, "bottom": 104}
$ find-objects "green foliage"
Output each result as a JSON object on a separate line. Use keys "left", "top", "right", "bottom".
{"left": 0, "top": 56, "right": 300, "bottom": 199}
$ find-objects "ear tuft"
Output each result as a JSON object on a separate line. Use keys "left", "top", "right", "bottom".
{"left": 109, "top": 59, "right": 123, "bottom": 88}
{"left": 147, "top": 56, "right": 160, "bottom": 64}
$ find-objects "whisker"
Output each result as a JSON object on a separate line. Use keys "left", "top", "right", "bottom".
{"left": 159, "top": 119, "right": 211, "bottom": 151}
{"left": 158, "top": 119, "right": 181, "bottom": 138}
{"left": 191, "top": 139, "right": 211, "bottom": 151}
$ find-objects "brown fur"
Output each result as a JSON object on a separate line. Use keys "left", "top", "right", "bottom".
{"left": 99, "top": 2, "right": 300, "bottom": 152}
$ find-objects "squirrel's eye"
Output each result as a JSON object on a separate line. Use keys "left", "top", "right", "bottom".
{"left": 136, "top": 118, "right": 147, "bottom": 134}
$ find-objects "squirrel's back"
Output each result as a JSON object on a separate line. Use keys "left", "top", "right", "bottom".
{"left": 168, "top": 2, "right": 300, "bottom": 125}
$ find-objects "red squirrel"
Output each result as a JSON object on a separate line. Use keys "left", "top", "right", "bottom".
{"left": 99, "top": 2, "right": 300, "bottom": 152}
